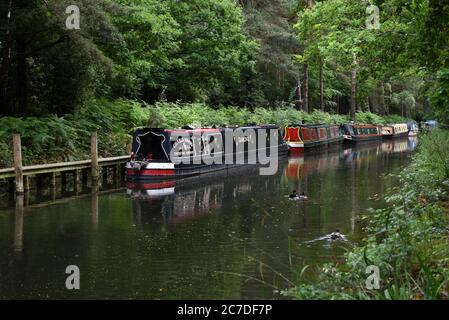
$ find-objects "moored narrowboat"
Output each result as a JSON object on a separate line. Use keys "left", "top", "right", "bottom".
{"left": 126, "top": 125, "right": 288, "bottom": 180}
{"left": 381, "top": 123, "right": 409, "bottom": 139}
{"left": 341, "top": 124, "right": 382, "bottom": 142}
{"left": 381, "top": 125, "right": 394, "bottom": 138}
{"left": 284, "top": 124, "right": 343, "bottom": 153}
{"left": 407, "top": 121, "right": 419, "bottom": 137}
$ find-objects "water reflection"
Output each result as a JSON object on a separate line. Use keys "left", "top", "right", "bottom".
{"left": 91, "top": 185, "right": 99, "bottom": 230}
{"left": 14, "top": 195, "right": 24, "bottom": 257}
{"left": 0, "top": 138, "right": 418, "bottom": 299}
{"left": 127, "top": 166, "right": 260, "bottom": 227}
{"left": 126, "top": 138, "right": 418, "bottom": 232}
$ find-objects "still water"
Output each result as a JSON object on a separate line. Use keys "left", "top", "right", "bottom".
{"left": 0, "top": 138, "right": 417, "bottom": 299}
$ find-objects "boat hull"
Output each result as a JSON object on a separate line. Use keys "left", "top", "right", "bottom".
{"left": 127, "top": 145, "right": 289, "bottom": 180}
{"left": 341, "top": 124, "right": 383, "bottom": 144}
{"left": 287, "top": 141, "right": 305, "bottom": 153}
{"left": 344, "top": 135, "right": 383, "bottom": 143}
{"left": 382, "top": 132, "right": 410, "bottom": 139}
{"left": 126, "top": 163, "right": 231, "bottom": 180}
{"left": 285, "top": 125, "right": 343, "bottom": 154}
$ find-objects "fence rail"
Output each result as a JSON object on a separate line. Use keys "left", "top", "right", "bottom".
{"left": 0, "top": 132, "right": 130, "bottom": 193}
{"left": 0, "top": 156, "right": 129, "bottom": 179}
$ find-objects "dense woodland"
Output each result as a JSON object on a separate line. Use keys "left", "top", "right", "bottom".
{"left": 0, "top": 0, "right": 447, "bottom": 121}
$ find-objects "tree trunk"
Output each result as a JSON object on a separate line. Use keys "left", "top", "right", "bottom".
{"left": 302, "top": 0, "right": 315, "bottom": 114}
{"left": 320, "top": 60, "right": 324, "bottom": 111}
{"left": 380, "top": 80, "right": 386, "bottom": 116}
{"left": 0, "top": 0, "right": 13, "bottom": 115}
{"left": 303, "top": 63, "right": 309, "bottom": 113}
{"left": 295, "top": 77, "right": 302, "bottom": 110}
{"left": 13, "top": 0, "right": 30, "bottom": 115}
{"left": 16, "top": 36, "right": 28, "bottom": 115}
{"left": 350, "top": 53, "right": 357, "bottom": 121}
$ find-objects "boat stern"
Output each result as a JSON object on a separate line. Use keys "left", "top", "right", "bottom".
{"left": 126, "top": 161, "right": 176, "bottom": 179}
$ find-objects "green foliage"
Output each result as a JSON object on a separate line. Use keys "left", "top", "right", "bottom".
{"left": 166, "top": 0, "right": 258, "bottom": 105}
{"left": 3, "top": 98, "right": 418, "bottom": 168}
{"left": 429, "top": 69, "right": 449, "bottom": 124}
{"left": 0, "top": 99, "right": 148, "bottom": 167}
{"left": 355, "top": 112, "right": 386, "bottom": 125}
{"left": 0, "top": 0, "right": 259, "bottom": 116}
{"left": 149, "top": 102, "right": 348, "bottom": 129}
{"left": 2, "top": 0, "right": 443, "bottom": 122}
{"left": 414, "top": 130, "right": 449, "bottom": 182}
{"left": 304, "top": 110, "right": 348, "bottom": 125}
{"left": 110, "top": 0, "right": 182, "bottom": 98}
{"left": 242, "top": 0, "right": 300, "bottom": 105}
{"left": 354, "top": 111, "right": 408, "bottom": 126}
{"left": 284, "top": 129, "right": 449, "bottom": 300}
{"left": 0, "top": 100, "right": 352, "bottom": 168}
{"left": 293, "top": 0, "right": 446, "bottom": 122}
{"left": 383, "top": 114, "right": 410, "bottom": 125}
{"left": 0, "top": 0, "right": 123, "bottom": 116}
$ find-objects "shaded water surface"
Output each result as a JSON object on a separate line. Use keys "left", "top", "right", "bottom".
{"left": 0, "top": 138, "right": 417, "bottom": 299}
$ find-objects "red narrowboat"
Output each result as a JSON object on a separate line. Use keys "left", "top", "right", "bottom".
{"left": 284, "top": 124, "right": 344, "bottom": 153}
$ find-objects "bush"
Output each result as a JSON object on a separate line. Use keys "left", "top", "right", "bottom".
{"left": 0, "top": 98, "right": 148, "bottom": 167}
{"left": 148, "top": 102, "right": 349, "bottom": 129}
{"left": 355, "top": 111, "right": 386, "bottom": 125}
{"left": 355, "top": 112, "right": 409, "bottom": 126}
{"left": 383, "top": 114, "right": 410, "bottom": 124}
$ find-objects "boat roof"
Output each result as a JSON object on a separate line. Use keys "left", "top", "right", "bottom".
{"left": 134, "top": 125, "right": 281, "bottom": 135}
{"left": 287, "top": 124, "right": 339, "bottom": 128}
{"left": 351, "top": 124, "right": 379, "bottom": 128}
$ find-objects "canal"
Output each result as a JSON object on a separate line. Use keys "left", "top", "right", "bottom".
{"left": 0, "top": 138, "right": 417, "bottom": 299}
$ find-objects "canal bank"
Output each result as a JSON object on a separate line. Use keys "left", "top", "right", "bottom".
{"left": 0, "top": 138, "right": 416, "bottom": 299}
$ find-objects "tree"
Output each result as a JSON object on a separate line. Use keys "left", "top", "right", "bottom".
{"left": 110, "top": 0, "right": 182, "bottom": 100}
{"left": 0, "top": 0, "right": 123, "bottom": 116}
{"left": 242, "top": 0, "right": 302, "bottom": 107}
{"left": 164, "top": 0, "right": 258, "bottom": 105}
{"left": 294, "top": 0, "right": 429, "bottom": 120}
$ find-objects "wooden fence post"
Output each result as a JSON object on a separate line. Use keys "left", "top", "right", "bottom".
{"left": 13, "top": 134, "right": 24, "bottom": 194}
{"left": 91, "top": 132, "right": 99, "bottom": 185}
